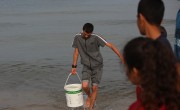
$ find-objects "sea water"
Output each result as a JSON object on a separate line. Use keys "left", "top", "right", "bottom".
{"left": 0, "top": 0, "right": 179, "bottom": 110}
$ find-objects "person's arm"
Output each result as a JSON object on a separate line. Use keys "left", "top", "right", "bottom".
{"left": 71, "top": 48, "right": 79, "bottom": 74}
{"left": 106, "top": 42, "right": 124, "bottom": 63}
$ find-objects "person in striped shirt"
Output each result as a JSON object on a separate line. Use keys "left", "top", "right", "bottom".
{"left": 71, "top": 23, "right": 123, "bottom": 109}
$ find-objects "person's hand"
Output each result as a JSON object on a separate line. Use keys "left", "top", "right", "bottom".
{"left": 71, "top": 68, "right": 77, "bottom": 75}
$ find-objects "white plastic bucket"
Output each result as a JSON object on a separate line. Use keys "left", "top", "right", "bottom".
{"left": 64, "top": 73, "right": 84, "bottom": 107}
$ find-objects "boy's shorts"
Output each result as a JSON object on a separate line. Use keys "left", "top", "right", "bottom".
{"left": 82, "top": 65, "right": 103, "bottom": 85}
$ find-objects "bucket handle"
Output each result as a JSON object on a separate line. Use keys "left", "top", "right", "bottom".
{"left": 64, "top": 73, "right": 81, "bottom": 87}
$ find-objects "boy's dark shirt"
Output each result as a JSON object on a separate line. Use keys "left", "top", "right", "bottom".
{"left": 72, "top": 33, "right": 107, "bottom": 68}
{"left": 156, "top": 33, "right": 173, "bottom": 53}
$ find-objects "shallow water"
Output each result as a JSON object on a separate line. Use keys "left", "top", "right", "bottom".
{"left": 0, "top": 0, "right": 179, "bottom": 110}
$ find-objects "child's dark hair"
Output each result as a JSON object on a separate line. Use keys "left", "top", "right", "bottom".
{"left": 123, "top": 37, "right": 180, "bottom": 110}
{"left": 137, "top": 0, "right": 164, "bottom": 26}
{"left": 83, "top": 23, "right": 94, "bottom": 33}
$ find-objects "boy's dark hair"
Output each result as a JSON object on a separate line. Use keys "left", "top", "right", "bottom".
{"left": 83, "top": 23, "right": 94, "bottom": 33}
{"left": 138, "top": 0, "right": 165, "bottom": 26}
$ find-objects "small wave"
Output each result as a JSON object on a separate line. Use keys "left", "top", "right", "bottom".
{"left": 0, "top": 23, "right": 26, "bottom": 28}
{"left": 162, "top": 19, "right": 176, "bottom": 24}
{"left": 94, "top": 19, "right": 136, "bottom": 26}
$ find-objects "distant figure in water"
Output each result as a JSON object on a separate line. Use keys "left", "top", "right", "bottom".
{"left": 123, "top": 37, "right": 180, "bottom": 110}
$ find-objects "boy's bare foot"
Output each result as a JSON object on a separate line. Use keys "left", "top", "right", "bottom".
{"left": 89, "top": 98, "right": 96, "bottom": 110}
{"left": 89, "top": 106, "right": 94, "bottom": 110}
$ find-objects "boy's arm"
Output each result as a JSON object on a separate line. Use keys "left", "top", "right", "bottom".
{"left": 71, "top": 48, "right": 79, "bottom": 74}
{"left": 106, "top": 42, "right": 124, "bottom": 63}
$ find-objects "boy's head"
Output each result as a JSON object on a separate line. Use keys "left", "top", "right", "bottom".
{"left": 82, "top": 23, "right": 94, "bottom": 34}
{"left": 137, "top": 0, "right": 165, "bottom": 35}
{"left": 137, "top": 0, "right": 164, "bottom": 25}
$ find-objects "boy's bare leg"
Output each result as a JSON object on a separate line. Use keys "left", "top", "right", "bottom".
{"left": 89, "top": 85, "right": 98, "bottom": 110}
{"left": 82, "top": 81, "right": 91, "bottom": 108}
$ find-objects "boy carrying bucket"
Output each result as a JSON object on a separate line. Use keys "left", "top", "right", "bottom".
{"left": 71, "top": 23, "right": 123, "bottom": 110}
